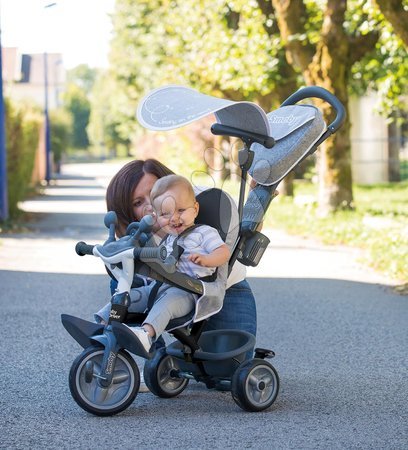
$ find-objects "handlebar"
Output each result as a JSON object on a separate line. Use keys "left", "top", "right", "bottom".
{"left": 280, "top": 86, "right": 346, "bottom": 135}
{"left": 211, "top": 123, "right": 275, "bottom": 148}
{"left": 133, "top": 245, "right": 168, "bottom": 263}
{"left": 75, "top": 241, "right": 95, "bottom": 256}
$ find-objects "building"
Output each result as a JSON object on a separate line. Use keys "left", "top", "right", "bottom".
{"left": 2, "top": 47, "right": 65, "bottom": 109}
{"left": 2, "top": 47, "right": 66, "bottom": 182}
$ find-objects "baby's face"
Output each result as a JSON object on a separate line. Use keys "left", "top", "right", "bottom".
{"left": 153, "top": 187, "right": 198, "bottom": 236}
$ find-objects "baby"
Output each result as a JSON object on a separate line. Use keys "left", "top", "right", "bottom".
{"left": 95, "top": 174, "right": 230, "bottom": 353}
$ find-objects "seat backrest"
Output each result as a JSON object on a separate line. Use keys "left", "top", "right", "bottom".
{"left": 195, "top": 188, "right": 239, "bottom": 247}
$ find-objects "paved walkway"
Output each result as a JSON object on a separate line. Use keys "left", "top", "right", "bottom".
{"left": 0, "top": 162, "right": 406, "bottom": 449}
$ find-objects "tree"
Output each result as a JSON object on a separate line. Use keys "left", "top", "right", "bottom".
{"left": 268, "top": 0, "right": 379, "bottom": 212}
{"left": 374, "top": 0, "right": 408, "bottom": 47}
{"left": 267, "top": 0, "right": 407, "bottom": 211}
{"left": 108, "top": 0, "right": 406, "bottom": 207}
{"left": 109, "top": 0, "right": 299, "bottom": 177}
{"left": 63, "top": 83, "right": 91, "bottom": 148}
{"left": 88, "top": 70, "right": 131, "bottom": 157}
{"left": 63, "top": 65, "right": 98, "bottom": 149}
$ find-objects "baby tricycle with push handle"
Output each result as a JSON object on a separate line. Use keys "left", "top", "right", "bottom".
{"left": 61, "top": 85, "right": 345, "bottom": 416}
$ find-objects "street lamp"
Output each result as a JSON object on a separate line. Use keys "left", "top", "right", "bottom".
{"left": 0, "top": 4, "right": 8, "bottom": 221}
{"left": 44, "top": 2, "right": 57, "bottom": 184}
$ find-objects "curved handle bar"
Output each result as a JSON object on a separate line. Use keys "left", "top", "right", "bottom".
{"left": 211, "top": 123, "right": 275, "bottom": 149}
{"left": 75, "top": 241, "right": 95, "bottom": 256}
{"left": 280, "top": 86, "right": 346, "bottom": 135}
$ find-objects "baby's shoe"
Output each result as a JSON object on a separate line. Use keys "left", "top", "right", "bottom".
{"left": 128, "top": 326, "right": 152, "bottom": 353}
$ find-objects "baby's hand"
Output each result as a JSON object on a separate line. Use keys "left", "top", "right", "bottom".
{"left": 188, "top": 253, "right": 208, "bottom": 266}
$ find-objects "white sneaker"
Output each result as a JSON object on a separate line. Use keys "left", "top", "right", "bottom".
{"left": 139, "top": 371, "right": 150, "bottom": 393}
{"left": 129, "top": 326, "right": 152, "bottom": 353}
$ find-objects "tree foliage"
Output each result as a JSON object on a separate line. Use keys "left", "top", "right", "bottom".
{"left": 349, "top": 0, "right": 408, "bottom": 117}
{"left": 105, "top": 0, "right": 407, "bottom": 210}
{"left": 4, "top": 100, "right": 41, "bottom": 218}
{"left": 63, "top": 65, "right": 98, "bottom": 149}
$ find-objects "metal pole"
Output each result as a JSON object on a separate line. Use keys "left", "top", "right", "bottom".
{"left": 44, "top": 50, "right": 51, "bottom": 184}
{"left": 0, "top": 7, "right": 8, "bottom": 221}
{"left": 43, "top": 2, "right": 56, "bottom": 185}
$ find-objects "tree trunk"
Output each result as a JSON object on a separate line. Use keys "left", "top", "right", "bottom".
{"left": 388, "top": 119, "right": 401, "bottom": 182}
{"left": 271, "top": 0, "right": 354, "bottom": 212}
{"left": 279, "top": 170, "right": 295, "bottom": 196}
{"left": 318, "top": 107, "right": 353, "bottom": 213}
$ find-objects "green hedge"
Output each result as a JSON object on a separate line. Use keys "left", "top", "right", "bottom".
{"left": 50, "top": 109, "right": 72, "bottom": 171}
{"left": 5, "top": 99, "right": 41, "bottom": 218}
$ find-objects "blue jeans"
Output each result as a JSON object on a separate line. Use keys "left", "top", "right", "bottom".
{"left": 203, "top": 279, "right": 257, "bottom": 337}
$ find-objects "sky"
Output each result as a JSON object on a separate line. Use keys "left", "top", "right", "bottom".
{"left": 0, "top": 0, "right": 115, "bottom": 69}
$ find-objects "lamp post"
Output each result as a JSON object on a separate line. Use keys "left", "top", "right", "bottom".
{"left": 44, "top": 2, "right": 56, "bottom": 184}
{"left": 0, "top": 5, "right": 8, "bottom": 221}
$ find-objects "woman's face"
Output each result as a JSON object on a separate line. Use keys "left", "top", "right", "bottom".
{"left": 131, "top": 172, "right": 158, "bottom": 221}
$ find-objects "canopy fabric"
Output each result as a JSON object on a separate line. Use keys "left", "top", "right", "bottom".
{"left": 137, "top": 85, "right": 271, "bottom": 136}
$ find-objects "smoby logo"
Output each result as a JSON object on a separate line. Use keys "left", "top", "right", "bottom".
{"left": 270, "top": 115, "right": 295, "bottom": 124}
{"left": 106, "top": 351, "right": 116, "bottom": 374}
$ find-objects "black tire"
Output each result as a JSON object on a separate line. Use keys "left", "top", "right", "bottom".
{"left": 231, "top": 359, "right": 279, "bottom": 412}
{"left": 69, "top": 346, "right": 139, "bottom": 416}
{"left": 143, "top": 348, "right": 189, "bottom": 398}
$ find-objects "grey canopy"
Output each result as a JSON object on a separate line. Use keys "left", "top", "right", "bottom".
{"left": 137, "top": 84, "right": 271, "bottom": 136}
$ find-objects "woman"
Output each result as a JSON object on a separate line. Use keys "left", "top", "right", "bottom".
{"left": 106, "top": 159, "right": 257, "bottom": 388}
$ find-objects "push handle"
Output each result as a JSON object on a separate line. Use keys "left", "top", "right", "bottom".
{"left": 211, "top": 123, "right": 275, "bottom": 148}
{"left": 280, "top": 86, "right": 346, "bottom": 135}
{"left": 75, "top": 241, "right": 95, "bottom": 256}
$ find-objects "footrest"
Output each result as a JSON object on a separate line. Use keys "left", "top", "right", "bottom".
{"left": 110, "top": 321, "right": 153, "bottom": 360}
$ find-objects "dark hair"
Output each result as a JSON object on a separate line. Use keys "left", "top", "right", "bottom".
{"left": 106, "top": 159, "right": 174, "bottom": 236}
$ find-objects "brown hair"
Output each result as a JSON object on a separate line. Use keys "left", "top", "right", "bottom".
{"left": 150, "top": 175, "right": 195, "bottom": 208}
{"left": 106, "top": 159, "right": 174, "bottom": 236}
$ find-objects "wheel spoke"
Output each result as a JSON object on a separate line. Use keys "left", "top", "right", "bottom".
{"left": 112, "top": 370, "right": 129, "bottom": 384}
{"left": 251, "top": 388, "right": 262, "bottom": 403}
{"left": 248, "top": 374, "right": 259, "bottom": 387}
{"left": 92, "top": 385, "right": 109, "bottom": 403}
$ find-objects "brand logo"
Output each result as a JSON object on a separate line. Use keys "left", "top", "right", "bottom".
{"left": 270, "top": 114, "right": 295, "bottom": 124}
{"left": 106, "top": 351, "right": 116, "bottom": 374}
{"left": 109, "top": 309, "right": 121, "bottom": 320}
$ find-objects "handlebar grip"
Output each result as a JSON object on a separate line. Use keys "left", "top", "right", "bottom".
{"left": 211, "top": 123, "right": 275, "bottom": 148}
{"left": 133, "top": 245, "right": 167, "bottom": 262}
{"left": 75, "top": 241, "right": 95, "bottom": 256}
{"left": 281, "top": 86, "right": 346, "bottom": 134}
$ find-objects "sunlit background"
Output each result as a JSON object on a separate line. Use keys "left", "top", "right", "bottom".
{"left": 1, "top": 0, "right": 114, "bottom": 68}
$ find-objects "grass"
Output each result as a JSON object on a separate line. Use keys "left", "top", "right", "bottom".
{"left": 262, "top": 181, "right": 408, "bottom": 283}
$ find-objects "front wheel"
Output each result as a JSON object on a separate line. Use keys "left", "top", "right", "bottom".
{"left": 69, "top": 346, "right": 139, "bottom": 416}
{"left": 143, "top": 348, "right": 189, "bottom": 398}
{"left": 231, "top": 359, "right": 279, "bottom": 412}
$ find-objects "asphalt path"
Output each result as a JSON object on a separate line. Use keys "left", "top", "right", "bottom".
{"left": 0, "top": 162, "right": 406, "bottom": 449}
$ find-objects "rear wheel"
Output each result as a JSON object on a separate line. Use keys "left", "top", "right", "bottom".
{"left": 231, "top": 359, "right": 279, "bottom": 412}
{"left": 143, "top": 348, "right": 189, "bottom": 398}
{"left": 69, "top": 346, "right": 139, "bottom": 416}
